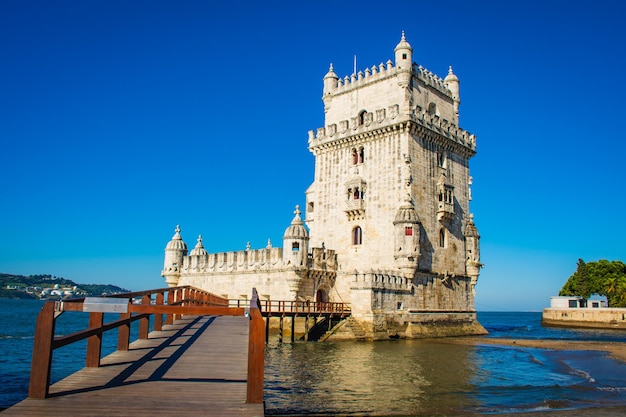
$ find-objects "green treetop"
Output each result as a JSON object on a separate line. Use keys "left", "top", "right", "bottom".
{"left": 559, "top": 259, "right": 626, "bottom": 307}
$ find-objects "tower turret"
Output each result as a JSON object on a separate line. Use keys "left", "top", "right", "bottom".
{"left": 394, "top": 31, "right": 413, "bottom": 88}
{"left": 161, "top": 225, "right": 188, "bottom": 287}
{"left": 190, "top": 235, "right": 208, "bottom": 256}
{"left": 322, "top": 64, "right": 339, "bottom": 110}
{"left": 283, "top": 205, "right": 309, "bottom": 268}
{"left": 393, "top": 196, "right": 421, "bottom": 274}
{"left": 444, "top": 66, "right": 460, "bottom": 122}
{"left": 323, "top": 64, "right": 338, "bottom": 95}
{"left": 465, "top": 214, "right": 482, "bottom": 295}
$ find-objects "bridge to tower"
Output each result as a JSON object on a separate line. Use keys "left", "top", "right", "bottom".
{"left": 4, "top": 286, "right": 351, "bottom": 417}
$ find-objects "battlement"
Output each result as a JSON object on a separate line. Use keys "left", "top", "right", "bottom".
{"left": 308, "top": 103, "right": 476, "bottom": 152}
{"left": 351, "top": 270, "right": 413, "bottom": 293}
{"left": 327, "top": 61, "right": 453, "bottom": 100}
{"left": 413, "top": 63, "right": 453, "bottom": 98}
{"left": 182, "top": 247, "right": 284, "bottom": 274}
{"left": 174, "top": 245, "right": 336, "bottom": 275}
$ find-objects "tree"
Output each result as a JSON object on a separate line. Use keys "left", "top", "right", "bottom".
{"left": 559, "top": 259, "right": 626, "bottom": 307}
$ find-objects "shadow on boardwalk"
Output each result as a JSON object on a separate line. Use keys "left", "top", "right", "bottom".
{"left": 3, "top": 316, "right": 264, "bottom": 417}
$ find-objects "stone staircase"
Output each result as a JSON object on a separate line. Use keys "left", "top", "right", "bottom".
{"left": 318, "top": 316, "right": 367, "bottom": 341}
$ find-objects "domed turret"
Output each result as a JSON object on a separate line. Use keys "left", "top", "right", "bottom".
{"left": 393, "top": 196, "right": 421, "bottom": 273}
{"left": 162, "top": 225, "right": 188, "bottom": 287}
{"left": 190, "top": 235, "right": 208, "bottom": 256}
{"left": 465, "top": 214, "right": 482, "bottom": 298}
{"left": 283, "top": 205, "right": 309, "bottom": 267}
{"left": 394, "top": 31, "right": 413, "bottom": 72}
{"left": 444, "top": 66, "right": 461, "bottom": 122}
{"left": 323, "top": 63, "right": 339, "bottom": 96}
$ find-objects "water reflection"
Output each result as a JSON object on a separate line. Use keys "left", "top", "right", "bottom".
{"left": 265, "top": 337, "right": 626, "bottom": 416}
{"left": 265, "top": 339, "right": 478, "bottom": 416}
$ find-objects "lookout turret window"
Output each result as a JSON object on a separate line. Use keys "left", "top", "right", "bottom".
{"left": 358, "top": 110, "right": 367, "bottom": 126}
{"left": 352, "top": 147, "right": 365, "bottom": 165}
{"left": 353, "top": 226, "right": 363, "bottom": 245}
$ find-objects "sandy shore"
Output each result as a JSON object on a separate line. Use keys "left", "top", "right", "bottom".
{"left": 432, "top": 336, "right": 626, "bottom": 363}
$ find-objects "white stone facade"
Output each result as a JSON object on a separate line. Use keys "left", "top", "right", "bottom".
{"left": 162, "top": 33, "right": 485, "bottom": 338}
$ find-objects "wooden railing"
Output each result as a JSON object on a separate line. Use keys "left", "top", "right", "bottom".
{"left": 28, "top": 285, "right": 264, "bottom": 404}
{"left": 231, "top": 299, "right": 351, "bottom": 316}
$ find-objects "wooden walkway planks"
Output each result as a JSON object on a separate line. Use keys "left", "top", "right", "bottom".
{"left": 3, "top": 316, "right": 264, "bottom": 417}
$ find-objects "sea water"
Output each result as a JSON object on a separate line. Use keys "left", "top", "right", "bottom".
{"left": 1, "top": 299, "right": 626, "bottom": 415}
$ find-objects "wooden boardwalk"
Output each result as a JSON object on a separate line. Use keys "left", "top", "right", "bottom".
{"left": 3, "top": 315, "right": 264, "bottom": 417}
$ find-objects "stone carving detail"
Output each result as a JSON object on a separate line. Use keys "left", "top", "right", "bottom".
{"left": 389, "top": 104, "right": 399, "bottom": 119}
{"left": 376, "top": 108, "right": 386, "bottom": 123}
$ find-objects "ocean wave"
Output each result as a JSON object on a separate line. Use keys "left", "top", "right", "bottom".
{"left": 597, "top": 386, "right": 626, "bottom": 392}
{"left": 0, "top": 335, "right": 33, "bottom": 340}
{"left": 571, "top": 368, "right": 596, "bottom": 383}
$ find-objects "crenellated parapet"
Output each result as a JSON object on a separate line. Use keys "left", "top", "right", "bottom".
{"left": 351, "top": 270, "right": 413, "bottom": 293}
{"left": 324, "top": 60, "right": 454, "bottom": 101}
{"left": 308, "top": 103, "right": 476, "bottom": 153}
{"left": 178, "top": 245, "right": 339, "bottom": 275}
{"left": 410, "top": 105, "right": 476, "bottom": 151}
{"left": 413, "top": 63, "right": 454, "bottom": 98}
{"left": 182, "top": 247, "right": 284, "bottom": 273}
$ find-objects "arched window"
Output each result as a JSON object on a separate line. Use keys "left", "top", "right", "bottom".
{"left": 358, "top": 110, "right": 367, "bottom": 125}
{"left": 437, "top": 149, "right": 446, "bottom": 168}
{"left": 353, "top": 226, "right": 363, "bottom": 245}
{"left": 439, "top": 228, "right": 446, "bottom": 248}
{"left": 359, "top": 147, "right": 365, "bottom": 163}
{"left": 347, "top": 188, "right": 352, "bottom": 200}
{"left": 352, "top": 148, "right": 358, "bottom": 164}
{"left": 292, "top": 242, "right": 300, "bottom": 252}
{"left": 353, "top": 187, "right": 360, "bottom": 200}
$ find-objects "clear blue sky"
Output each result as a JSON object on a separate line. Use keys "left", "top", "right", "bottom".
{"left": 1, "top": 1, "right": 624, "bottom": 311}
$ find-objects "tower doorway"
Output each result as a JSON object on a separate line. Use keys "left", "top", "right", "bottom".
{"left": 316, "top": 288, "right": 328, "bottom": 303}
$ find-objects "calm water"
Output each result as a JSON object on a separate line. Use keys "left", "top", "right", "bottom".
{"left": 1, "top": 299, "right": 626, "bottom": 414}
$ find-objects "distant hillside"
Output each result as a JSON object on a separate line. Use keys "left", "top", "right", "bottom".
{"left": 0, "top": 273, "right": 130, "bottom": 299}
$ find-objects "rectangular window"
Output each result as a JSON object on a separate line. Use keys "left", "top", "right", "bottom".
{"left": 405, "top": 227, "right": 413, "bottom": 236}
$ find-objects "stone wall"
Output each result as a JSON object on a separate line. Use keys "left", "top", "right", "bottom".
{"left": 542, "top": 308, "right": 626, "bottom": 329}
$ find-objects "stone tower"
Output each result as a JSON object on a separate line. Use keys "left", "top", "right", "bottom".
{"left": 306, "top": 33, "right": 484, "bottom": 337}
{"left": 161, "top": 33, "right": 485, "bottom": 339}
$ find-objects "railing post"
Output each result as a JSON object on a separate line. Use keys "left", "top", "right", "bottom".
{"left": 154, "top": 292, "right": 164, "bottom": 331}
{"left": 247, "top": 288, "right": 264, "bottom": 404}
{"left": 118, "top": 305, "right": 131, "bottom": 351}
{"left": 86, "top": 312, "right": 104, "bottom": 367}
{"left": 139, "top": 294, "right": 150, "bottom": 339}
{"left": 174, "top": 289, "right": 182, "bottom": 321}
{"left": 28, "top": 301, "right": 56, "bottom": 399}
{"left": 165, "top": 290, "right": 175, "bottom": 325}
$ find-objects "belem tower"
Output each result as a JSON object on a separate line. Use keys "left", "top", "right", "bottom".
{"left": 162, "top": 33, "right": 486, "bottom": 339}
